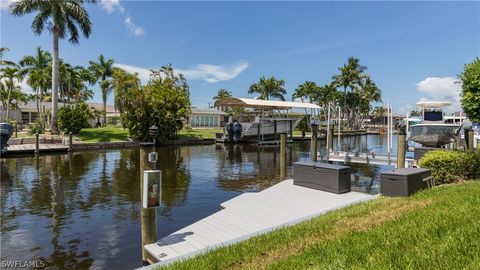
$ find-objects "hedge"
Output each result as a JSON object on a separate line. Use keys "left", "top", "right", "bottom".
{"left": 418, "top": 149, "right": 480, "bottom": 184}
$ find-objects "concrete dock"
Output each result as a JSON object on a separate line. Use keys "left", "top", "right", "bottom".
{"left": 144, "top": 179, "right": 376, "bottom": 267}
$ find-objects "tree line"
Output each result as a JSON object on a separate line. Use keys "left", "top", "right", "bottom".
{"left": 214, "top": 57, "right": 382, "bottom": 130}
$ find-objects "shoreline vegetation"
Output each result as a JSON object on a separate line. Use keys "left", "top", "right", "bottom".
{"left": 157, "top": 181, "right": 480, "bottom": 270}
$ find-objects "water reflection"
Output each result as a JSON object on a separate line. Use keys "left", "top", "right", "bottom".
{"left": 1, "top": 135, "right": 394, "bottom": 269}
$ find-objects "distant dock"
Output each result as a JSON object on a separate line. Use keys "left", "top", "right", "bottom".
{"left": 143, "top": 179, "right": 376, "bottom": 268}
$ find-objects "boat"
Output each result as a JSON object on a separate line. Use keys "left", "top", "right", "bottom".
{"left": 217, "top": 97, "right": 320, "bottom": 143}
{"left": 0, "top": 122, "right": 14, "bottom": 154}
{"left": 409, "top": 101, "right": 460, "bottom": 148}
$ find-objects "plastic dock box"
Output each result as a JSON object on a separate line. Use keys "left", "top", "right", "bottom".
{"left": 293, "top": 161, "right": 351, "bottom": 194}
{"left": 380, "top": 168, "right": 431, "bottom": 197}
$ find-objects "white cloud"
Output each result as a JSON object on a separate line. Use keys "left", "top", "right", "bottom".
{"left": 176, "top": 61, "right": 249, "bottom": 83}
{"left": 416, "top": 76, "right": 462, "bottom": 112}
{"left": 124, "top": 16, "right": 145, "bottom": 37}
{"left": 114, "top": 61, "right": 249, "bottom": 84}
{"left": 0, "top": 0, "right": 16, "bottom": 11}
{"left": 99, "top": 0, "right": 124, "bottom": 14}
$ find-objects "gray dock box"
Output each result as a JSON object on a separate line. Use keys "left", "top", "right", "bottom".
{"left": 380, "top": 168, "right": 431, "bottom": 197}
{"left": 293, "top": 161, "right": 351, "bottom": 194}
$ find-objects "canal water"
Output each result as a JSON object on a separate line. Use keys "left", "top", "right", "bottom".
{"left": 1, "top": 134, "right": 397, "bottom": 269}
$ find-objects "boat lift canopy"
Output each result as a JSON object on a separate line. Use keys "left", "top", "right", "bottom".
{"left": 416, "top": 101, "right": 451, "bottom": 109}
{"left": 217, "top": 97, "right": 321, "bottom": 110}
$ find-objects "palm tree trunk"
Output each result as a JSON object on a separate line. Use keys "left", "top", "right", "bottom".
{"left": 102, "top": 86, "right": 107, "bottom": 126}
{"left": 6, "top": 87, "right": 11, "bottom": 120}
{"left": 50, "top": 29, "right": 60, "bottom": 134}
{"left": 36, "top": 87, "right": 40, "bottom": 122}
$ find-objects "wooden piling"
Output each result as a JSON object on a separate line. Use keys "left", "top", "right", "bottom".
{"left": 397, "top": 125, "right": 406, "bottom": 168}
{"left": 140, "top": 143, "right": 157, "bottom": 264}
{"left": 310, "top": 124, "right": 318, "bottom": 162}
{"left": 289, "top": 120, "right": 293, "bottom": 141}
{"left": 327, "top": 126, "right": 334, "bottom": 154}
{"left": 35, "top": 133, "right": 39, "bottom": 154}
{"left": 257, "top": 122, "right": 261, "bottom": 144}
{"left": 68, "top": 132, "right": 73, "bottom": 152}
{"left": 273, "top": 120, "right": 277, "bottom": 142}
{"left": 280, "top": 133, "right": 287, "bottom": 179}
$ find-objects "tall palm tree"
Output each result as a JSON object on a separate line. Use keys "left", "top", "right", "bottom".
{"left": 248, "top": 76, "right": 286, "bottom": 101}
{"left": 1, "top": 66, "right": 24, "bottom": 119}
{"left": 112, "top": 67, "right": 140, "bottom": 114}
{"left": 11, "top": 0, "right": 93, "bottom": 134}
{"left": 213, "top": 88, "right": 232, "bottom": 110}
{"left": 19, "top": 47, "right": 52, "bottom": 123}
{"left": 332, "top": 57, "right": 367, "bottom": 128}
{"left": 89, "top": 54, "right": 114, "bottom": 125}
{"left": 292, "top": 81, "right": 319, "bottom": 103}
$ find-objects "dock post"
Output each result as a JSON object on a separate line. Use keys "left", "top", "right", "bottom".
{"left": 466, "top": 128, "right": 474, "bottom": 151}
{"left": 68, "top": 132, "right": 73, "bottom": 152}
{"left": 289, "top": 120, "right": 293, "bottom": 141}
{"left": 280, "top": 133, "right": 287, "bottom": 179}
{"left": 35, "top": 133, "right": 39, "bottom": 155}
{"left": 397, "top": 124, "right": 406, "bottom": 168}
{"left": 273, "top": 120, "right": 277, "bottom": 143}
{"left": 257, "top": 122, "right": 261, "bottom": 144}
{"left": 327, "top": 126, "right": 333, "bottom": 155}
{"left": 140, "top": 143, "right": 157, "bottom": 264}
{"left": 456, "top": 131, "right": 462, "bottom": 150}
{"left": 310, "top": 123, "right": 318, "bottom": 162}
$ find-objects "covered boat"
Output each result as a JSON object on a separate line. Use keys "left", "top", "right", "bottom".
{"left": 217, "top": 97, "right": 320, "bottom": 143}
{"left": 409, "top": 101, "right": 460, "bottom": 147}
{"left": 1, "top": 123, "right": 14, "bottom": 154}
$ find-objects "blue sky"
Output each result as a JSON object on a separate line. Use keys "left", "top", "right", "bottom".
{"left": 1, "top": 1, "right": 479, "bottom": 114}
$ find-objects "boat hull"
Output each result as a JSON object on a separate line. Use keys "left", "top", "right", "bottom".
{"left": 409, "top": 124, "right": 460, "bottom": 148}
{"left": 240, "top": 119, "right": 300, "bottom": 142}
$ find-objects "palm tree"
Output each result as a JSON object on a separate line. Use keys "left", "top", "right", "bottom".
{"left": 248, "top": 76, "right": 286, "bottom": 101}
{"left": 1, "top": 66, "right": 24, "bottom": 119}
{"left": 19, "top": 47, "right": 52, "bottom": 124}
{"left": 112, "top": 67, "right": 140, "bottom": 113}
{"left": 213, "top": 88, "right": 232, "bottom": 110}
{"left": 292, "top": 81, "right": 319, "bottom": 103}
{"left": 332, "top": 57, "right": 367, "bottom": 129}
{"left": 11, "top": 0, "right": 93, "bottom": 134}
{"left": 89, "top": 54, "right": 114, "bottom": 125}
{"left": 0, "top": 47, "right": 17, "bottom": 66}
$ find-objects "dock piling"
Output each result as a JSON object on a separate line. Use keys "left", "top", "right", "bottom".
{"left": 280, "top": 133, "right": 287, "bottom": 179}
{"left": 327, "top": 126, "right": 333, "bottom": 155}
{"left": 310, "top": 123, "right": 318, "bottom": 162}
{"left": 68, "top": 132, "right": 73, "bottom": 152}
{"left": 140, "top": 144, "right": 157, "bottom": 264}
{"left": 273, "top": 120, "right": 277, "bottom": 142}
{"left": 397, "top": 124, "right": 406, "bottom": 168}
{"left": 35, "top": 133, "right": 39, "bottom": 155}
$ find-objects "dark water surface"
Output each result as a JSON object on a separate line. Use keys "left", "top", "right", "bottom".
{"left": 1, "top": 135, "right": 396, "bottom": 269}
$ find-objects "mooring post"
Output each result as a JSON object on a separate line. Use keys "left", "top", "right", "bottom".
{"left": 466, "top": 128, "right": 474, "bottom": 151}
{"left": 310, "top": 122, "right": 318, "bottom": 162}
{"left": 456, "top": 131, "right": 462, "bottom": 150}
{"left": 257, "top": 121, "right": 261, "bottom": 144}
{"left": 280, "top": 133, "right": 287, "bottom": 179}
{"left": 289, "top": 120, "right": 293, "bottom": 141}
{"left": 140, "top": 143, "right": 157, "bottom": 264}
{"left": 35, "top": 133, "right": 39, "bottom": 155}
{"left": 68, "top": 132, "right": 73, "bottom": 152}
{"left": 327, "top": 126, "right": 334, "bottom": 155}
{"left": 273, "top": 120, "right": 277, "bottom": 143}
{"left": 397, "top": 124, "right": 406, "bottom": 168}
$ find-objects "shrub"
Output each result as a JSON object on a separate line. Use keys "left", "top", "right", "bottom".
{"left": 419, "top": 150, "right": 480, "bottom": 184}
{"left": 58, "top": 103, "right": 92, "bottom": 134}
{"left": 28, "top": 120, "right": 45, "bottom": 134}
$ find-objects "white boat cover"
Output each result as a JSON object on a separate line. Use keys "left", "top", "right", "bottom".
{"left": 217, "top": 97, "right": 320, "bottom": 109}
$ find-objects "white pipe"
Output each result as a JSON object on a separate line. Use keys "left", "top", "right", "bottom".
{"left": 327, "top": 103, "right": 331, "bottom": 152}
{"left": 390, "top": 104, "right": 393, "bottom": 153}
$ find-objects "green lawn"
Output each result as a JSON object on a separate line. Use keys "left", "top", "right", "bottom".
{"left": 177, "top": 128, "right": 223, "bottom": 139}
{"left": 159, "top": 181, "right": 480, "bottom": 270}
{"left": 77, "top": 126, "right": 130, "bottom": 142}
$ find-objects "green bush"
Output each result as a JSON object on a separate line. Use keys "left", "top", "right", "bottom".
{"left": 418, "top": 150, "right": 480, "bottom": 184}
{"left": 58, "top": 103, "right": 92, "bottom": 134}
{"left": 28, "top": 120, "right": 45, "bottom": 135}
